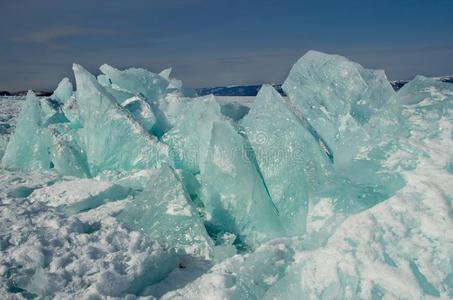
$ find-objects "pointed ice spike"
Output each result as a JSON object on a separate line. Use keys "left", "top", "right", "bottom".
{"left": 162, "top": 95, "right": 223, "bottom": 173}
{"left": 72, "top": 63, "right": 170, "bottom": 175}
{"left": 1, "top": 91, "right": 51, "bottom": 171}
{"left": 159, "top": 67, "right": 183, "bottom": 89}
{"left": 200, "top": 121, "right": 285, "bottom": 249}
{"left": 241, "top": 85, "right": 334, "bottom": 235}
{"left": 117, "top": 164, "right": 213, "bottom": 258}
{"left": 159, "top": 68, "right": 172, "bottom": 79}
{"left": 51, "top": 77, "right": 73, "bottom": 103}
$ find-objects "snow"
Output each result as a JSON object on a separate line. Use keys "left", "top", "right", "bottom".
{"left": 1, "top": 50, "right": 452, "bottom": 299}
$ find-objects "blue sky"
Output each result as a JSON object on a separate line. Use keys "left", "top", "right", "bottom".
{"left": 1, "top": 0, "right": 452, "bottom": 91}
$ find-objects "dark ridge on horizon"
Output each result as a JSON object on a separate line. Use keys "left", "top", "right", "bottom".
{"left": 1, "top": 76, "right": 452, "bottom": 98}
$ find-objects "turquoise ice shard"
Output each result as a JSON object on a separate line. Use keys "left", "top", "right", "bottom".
{"left": 97, "top": 74, "right": 111, "bottom": 87}
{"left": 117, "top": 164, "right": 213, "bottom": 258}
{"left": 241, "top": 85, "right": 333, "bottom": 235}
{"left": 396, "top": 75, "right": 453, "bottom": 105}
{"left": 1, "top": 91, "right": 51, "bottom": 171}
{"left": 47, "top": 124, "right": 90, "bottom": 177}
{"left": 282, "top": 50, "right": 394, "bottom": 164}
{"left": 385, "top": 75, "right": 453, "bottom": 139}
{"left": 159, "top": 68, "right": 172, "bottom": 79}
{"left": 160, "top": 67, "right": 183, "bottom": 90}
{"left": 200, "top": 121, "right": 285, "bottom": 248}
{"left": 158, "top": 93, "right": 189, "bottom": 125}
{"left": 97, "top": 72, "right": 136, "bottom": 104}
{"left": 122, "top": 95, "right": 157, "bottom": 133}
{"left": 72, "top": 63, "right": 169, "bottom": 175}
{"left": 39, "top": 98, "right": 67, "bottom": 127}
{"left": 61, "top": 96, "right": 82, "bottom": 130}
{"left": 51, "top": 77, "right": 73, "bottom": 102}
{"left": 98, "top": 65, "right": 173, "bottom": 136}
{"left": 162, "top": 95, "right": 223, "bottom": 173}
{"left": 105, "top": 86, "right": 135, "bottom": 104}
{"left": 352, "top": 67, "right": 395, "bottom": 124}
{"left": 100, "top": 64, "right": 177, "bottom": 103}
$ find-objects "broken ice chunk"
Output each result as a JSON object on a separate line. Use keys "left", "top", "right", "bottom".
{"left": 353, "top": 68, "right": 395, "bottom": 124}
{"left": 117, "top": 164, "right": 213, "bottom": 258}
{"left": 51, "top": 77, "right": 73, "bottom": 103}
{"left": 162, "top": 95, "right": 224, "bottom": 173}
{"left": 100, "top": 64, "right": 177, "bottom": 103}
{"left": 30, "top": 178, "right": 130, "bottom": 214}
{"left": 387, "top": 75, "right": 453, "bottom": 139}
{"left": 97, "top": 74, "right": 111, "bottom": 87}
{"left": 396, "top": 75, "right": 453, "bottom": 105}
{"left": 72, "top": 64, "right": 170, "bottom": 175}
{"left": 159, "top": 67, "right": 182, "bottom": 90}
{"left": 200, "top": 121, "right": 285, "bottom": 248}
{"left": 98, "top": 69, "right": 173, "bottom": 137}
{"left": 1, "top": 91, "right": 51, "bottom": 171}
{"left": 47, "top": 124, "right": 90, "bottom": 177}
{"left": 282, "top": 50, "right": 394, "bottom": 165}
{"left": 158, "top": 93, "right": 190, "bottom": 125}
{"left": 40, "top": 98, "right": 68, "bottom": 127}
{"left": 122, "top": 95, "right": 157, "bottom": 133}
{"left": 105, "top": 85, "right": 135, "bottom": 104}
{"left": 61, "top": 95, "right": 82, "bottom": 130}
{"left": 241, "top": 85, "right": 334, "bottom": 235}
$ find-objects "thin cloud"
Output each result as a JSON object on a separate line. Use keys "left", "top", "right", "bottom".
{"left": 13, "top": 27, "right": 117, "bottom": 44}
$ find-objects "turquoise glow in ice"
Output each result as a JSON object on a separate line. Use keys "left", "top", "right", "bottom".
{"left": 73, "top": 64, "right": 169, "bottom": 175}
{"left": 118, "top": 164, "right": 213, "bottom": 258}
{"left": 1, "top": 91, "right": 51, "bottom": 171}
{"left": 1, "top": 51, "right": 452, "bottom": 299}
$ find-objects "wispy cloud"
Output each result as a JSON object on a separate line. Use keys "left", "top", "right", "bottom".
{"left": 13, "top": 27, "right": 117, "bottom": 44}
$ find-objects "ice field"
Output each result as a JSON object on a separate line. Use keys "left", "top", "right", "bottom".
{"left": 0, "top": 51, "right": 452, "bottom": 299}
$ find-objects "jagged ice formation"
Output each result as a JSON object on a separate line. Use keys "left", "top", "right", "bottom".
{"left": 0, "top": 51, "right": 452, "bottom": 299}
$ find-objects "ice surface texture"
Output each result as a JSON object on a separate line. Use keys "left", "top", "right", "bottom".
{"left": 1, "top": 91, "right": 51, "bottom": 171}
{"left": 73, "top": 64, "right": 170, "bottom": 175}
{"left": 1, "top": 50, "right": 452, "bottom": 299}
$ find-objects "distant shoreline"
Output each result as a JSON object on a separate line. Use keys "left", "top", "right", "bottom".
{"left": 1, "top": 75, "right": 452, "bottom": 97}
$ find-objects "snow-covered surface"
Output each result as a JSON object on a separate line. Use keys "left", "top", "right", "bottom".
{"left": 0, "top": 51, "right": 452, "bottom": 299}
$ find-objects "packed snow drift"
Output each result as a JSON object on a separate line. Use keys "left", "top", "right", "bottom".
{"left": 0, "top": 50, "right": 452, "bottom": 299}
